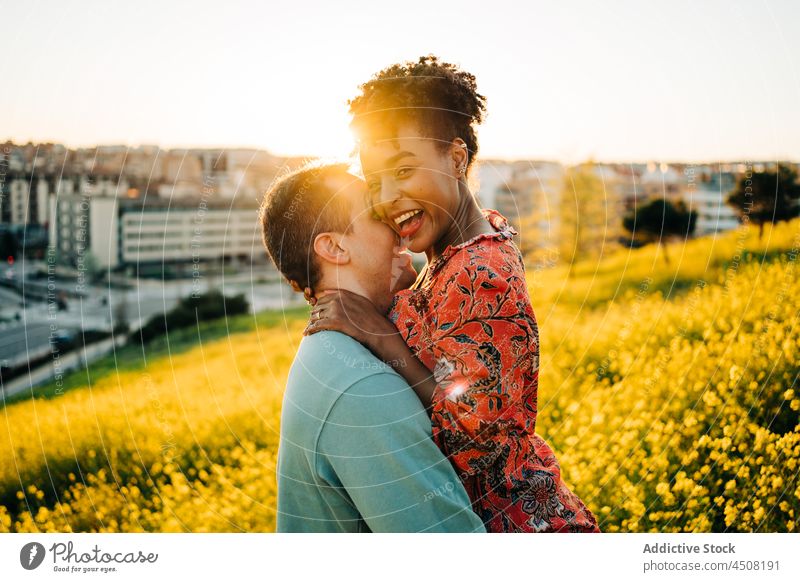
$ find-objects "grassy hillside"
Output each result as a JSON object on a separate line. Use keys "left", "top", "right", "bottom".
{"left": 1, "top": 219, "right": 798, "bottom": 532}
{"left": 530, "top": 219, "right": 800, "bottom": 532}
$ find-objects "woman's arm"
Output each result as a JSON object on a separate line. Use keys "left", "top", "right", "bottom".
{"left": 371, "top": 332, "right": 437, "bottom": 409}
{"left": 303, "top": 289, "right": 438, "bottom": 409}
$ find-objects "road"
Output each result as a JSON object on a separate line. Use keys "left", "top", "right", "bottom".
{"left": 1, "top": 335, "right": 126, "bottom": 399}
{"left": 0, "top": 286, "right": 24, "bottom": 307}
{"left": 0, "top": 271, "right": 305, "bottom": 395}
{"left": 0, "top": 321, "right": 65, "bottom": 369}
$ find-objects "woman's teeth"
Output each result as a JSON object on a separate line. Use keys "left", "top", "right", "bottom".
{"left": 394, "top": 209, "right": 422, "bottom": 227}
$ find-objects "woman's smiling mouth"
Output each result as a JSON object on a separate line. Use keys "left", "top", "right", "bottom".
{"left": 392, "top": 208, "right": 425, "bottom": 238}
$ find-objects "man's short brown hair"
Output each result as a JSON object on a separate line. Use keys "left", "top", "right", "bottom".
{"left": 259, "top": 162, "right": 353, "bottom": 292}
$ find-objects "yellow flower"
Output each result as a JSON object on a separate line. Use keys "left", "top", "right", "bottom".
{"left": 2, "top": 219, "right": 799, "bottom": 533}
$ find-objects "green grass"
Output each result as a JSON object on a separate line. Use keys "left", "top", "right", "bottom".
{"left": 529, "top": 218, "right": 799, "bottom": 309}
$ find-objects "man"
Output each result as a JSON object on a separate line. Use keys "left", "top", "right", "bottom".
{"left": 260, "top": 162, "right": 485, "bottom": 532}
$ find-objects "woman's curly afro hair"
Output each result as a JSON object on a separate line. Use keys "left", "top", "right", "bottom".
{"left": 348, "top": 55, "right": 487, "bottom": 170}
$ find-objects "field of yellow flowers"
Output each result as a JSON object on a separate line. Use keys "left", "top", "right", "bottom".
{"left": 1, "top": 218, "right": 798, "bottom": 532}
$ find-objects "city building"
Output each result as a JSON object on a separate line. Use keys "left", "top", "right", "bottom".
{"left": 683, "top": 167, "right": 739, "bottom": 235}
{"left": 49, "top": 194, "right": 261, "bottom": 271}
{"left": 0, "top": 176, "right": 51, "bottom": 225}
{"left": 119, "top": 201, "right": 259, "bottom": 268}
{"left": 475, "top": 160, "right": 565, "bottom": 256}
{"left": 639, "top": 162, "right": 684, "bottom": 202}
{"left": 1, "top": 141, "right": 781, "bottom": 271}
{"left": 475, "top": 160, "right": 514, "bottom": 210}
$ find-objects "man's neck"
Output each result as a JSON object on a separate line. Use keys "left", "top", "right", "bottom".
{"left": 315, "top": 275, "right": 380, "bottom": 310}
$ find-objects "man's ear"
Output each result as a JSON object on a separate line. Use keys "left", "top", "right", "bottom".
{"left": 312, "top": 232, "right": 350, "bottom": 266}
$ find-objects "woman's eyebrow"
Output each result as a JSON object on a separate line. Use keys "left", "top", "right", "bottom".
{"left": 385, "top": 151, "right": 415, "bottom": 165}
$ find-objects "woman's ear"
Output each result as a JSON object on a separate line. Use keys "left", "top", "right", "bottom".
{"left": 313, "top": 232, "right": 350, "bottom": 266}
{"left": 451, "top": 138, "right": 469, "bottom": 175}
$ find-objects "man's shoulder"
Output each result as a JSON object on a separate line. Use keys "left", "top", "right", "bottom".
{"left": 283, "top": 331, "right": 404, "bottom": 420}
{"left": 295, "top": 330, "right": 396, "bottom": 381}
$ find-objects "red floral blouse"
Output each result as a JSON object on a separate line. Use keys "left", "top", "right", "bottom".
{"left": 389, "top": 209, "right": 600, "bottom": 533}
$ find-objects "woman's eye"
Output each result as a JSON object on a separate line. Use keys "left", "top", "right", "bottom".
{"left": 395, "top": 167, "right": 412, "bottom": 179}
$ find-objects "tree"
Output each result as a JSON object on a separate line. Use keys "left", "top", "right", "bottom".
{"left": 135, "top": 290, "right": 249, "bottom": 345}
{"left": 560, "top": 164, "right": 609, "bottom": 277}
{"left": 112, "top": 293, "right": 130, "bottom": 336}
{"left": 82, "top": 251, "right": 102, "bottom": 284}
{"left": 622, "top": 198, "right": 696, "bottom": 265}
{"left": 515, "top": 205, "right": 544, "bottom": 260}
{"left": 726, "top": 164, "right": 800, "bottom": 239}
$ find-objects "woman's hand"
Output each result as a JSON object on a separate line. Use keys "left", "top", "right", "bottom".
{"left": 303, "top": 289, "right": 397, "bottom": 351}
{"left": 304, "top": 288, "right": 438, "bottom": 409}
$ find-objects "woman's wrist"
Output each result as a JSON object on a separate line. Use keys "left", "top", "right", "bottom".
{"left": 370, "top": 333, "right": 436, "bottom": 408}
{"left": 367, "top": 327, "right": 408, "bottom": 364}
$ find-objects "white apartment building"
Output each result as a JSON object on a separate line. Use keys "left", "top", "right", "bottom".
{"left": 0, "top": 177, "right": 51, "bottom": 225}
{"left": 682, "top": 170, "right": 739, "bottom": 235}
{"left": 49, "top": 194, "right": 260, "bottom": 270}
{"left": 475, "top": 160, "right": 514, "bottom": 210}
{"left": 49, "top": 195, "right": 118, "bottom": 268}
{"left": 475, "top": 160, "right": 565, "bottom": 254}
{"left": 120, "top": 205, "right": 258, "bottom": 266}
{"left": 687, "top": 188, "right": 740, "bottom": 235}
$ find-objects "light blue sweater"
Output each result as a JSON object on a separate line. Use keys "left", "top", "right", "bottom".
{"left": 276, "top": 331, "right": 485, "bottom": 533}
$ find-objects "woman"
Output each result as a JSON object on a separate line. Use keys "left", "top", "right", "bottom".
{"left": 304, "top": 56, "right": 599, "bottom": 533}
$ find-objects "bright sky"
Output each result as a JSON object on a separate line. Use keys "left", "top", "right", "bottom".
{"left": 2, "top": 0, "right": 799, "bottom": 163}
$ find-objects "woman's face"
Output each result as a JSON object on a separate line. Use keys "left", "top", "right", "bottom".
{"left": 359, "top": 123, "right": 461, "bottom": 254}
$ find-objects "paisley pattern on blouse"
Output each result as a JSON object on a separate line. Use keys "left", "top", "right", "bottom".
{"left": 389, "top": 208, "right": 600, "bottom": 533}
